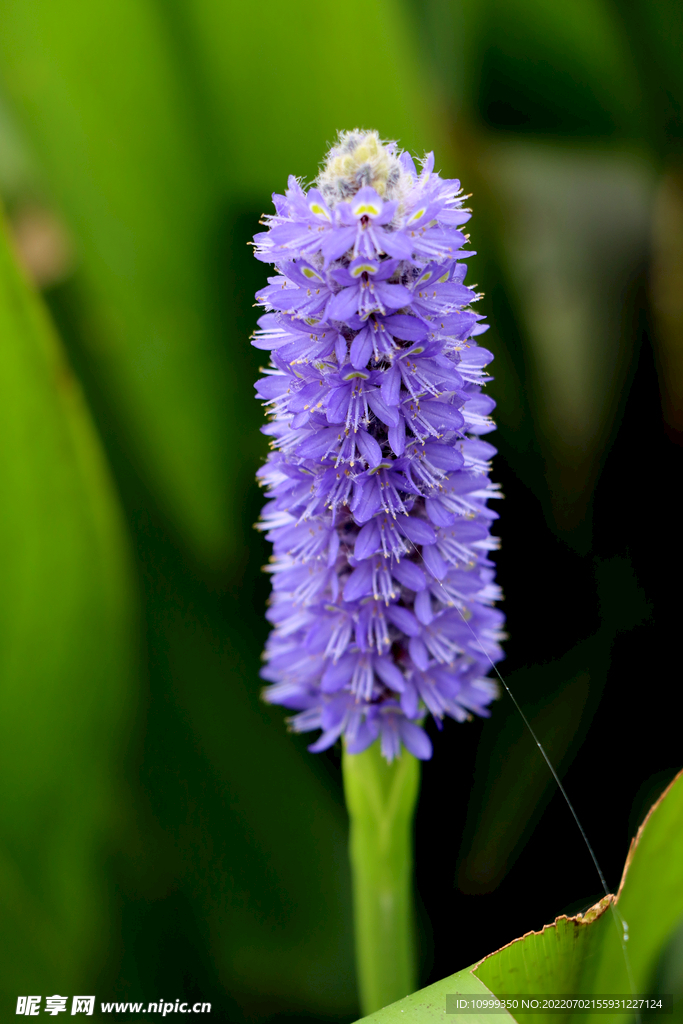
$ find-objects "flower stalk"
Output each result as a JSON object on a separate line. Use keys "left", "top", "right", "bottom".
{"left": 342, "top": 741, "right": 420, "bottom": 1015}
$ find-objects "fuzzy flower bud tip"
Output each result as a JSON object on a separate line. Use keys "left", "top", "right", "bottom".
{"left": 318, "top": 129, "right": 410, "bottom": 203}
{"left": 251, "top": 130, "right": 505, "bottom": 762}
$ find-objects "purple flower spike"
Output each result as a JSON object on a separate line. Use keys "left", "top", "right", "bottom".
{"left": 253, "top": 130, "right": 505, "bottom": 762}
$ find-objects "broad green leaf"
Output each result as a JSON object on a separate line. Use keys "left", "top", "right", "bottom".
{"left": 589, "top": 770, "right": 683, "bottom": 996}
{"left": 0, "top": 0, "right": 231, "bottom": 562}
{"left": 474, "top": 899, "right": 616, "bottom": 1012}
{"left": 0, "top": 207, "right": 135, "bottom": 994}
{"left": 356, "top": 770, "right": 683, "bottom": 1023}
{"left": 475, "top": 769, "right": 683, "bottom": 1020}
{"left": 355, "top": 965, "right": 512, "bottom": 1024}
{"left": 649, "top": 917, "right": 683, "bottom": 1019}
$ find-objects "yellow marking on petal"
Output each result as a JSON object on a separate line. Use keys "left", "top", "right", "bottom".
{"left": 343, "top": 370, "right": 370, "bottom": 380}
{"left": 302, "top": 266, "right": 323, "bottom": 280}
{"left": 309, "top": 202, "right": 331, "bottom": 221}
{"left": 352, "top": 262, "right": 377, "bottom": 277}
{"left": 408, "top": 207, "right": 427, "bottom": 224}
{"left": 353, "top": 202, "right": 381, "bottom": 216}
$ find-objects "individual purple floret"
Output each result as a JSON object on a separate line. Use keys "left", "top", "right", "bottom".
{"left": 252, "top": 130, "right": 505, "bottom": 762}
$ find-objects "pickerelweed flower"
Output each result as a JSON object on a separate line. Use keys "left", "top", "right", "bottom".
{"left": 252, "top": 130, "right": 505, "bottom": 762}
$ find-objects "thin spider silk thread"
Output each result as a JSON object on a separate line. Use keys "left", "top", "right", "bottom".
{"left": 398, "top": 530, "right": 639, "bottom": 1004}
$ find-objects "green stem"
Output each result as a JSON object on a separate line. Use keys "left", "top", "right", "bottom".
{"left": 342, "top": 740, "right": 421, "bottom": 1016}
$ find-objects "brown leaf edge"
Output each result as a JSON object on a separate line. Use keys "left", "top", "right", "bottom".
{"left": 615, "top": 765, "right": 683, "bottom": 901}
{"left": 469, "top": 766, "right": 683, "bottom": 973}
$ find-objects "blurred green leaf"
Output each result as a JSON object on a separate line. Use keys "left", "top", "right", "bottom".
{"left": 356, "top": 770, "right": 683, "bottom": 1023}
{"left": 0, "top": 0, "right": 231, "bottom": 562}
{"left": 650, "top": 169, "right": 683, "bottom": 438}
{"left": 155, "top": 602, "right": 358, "bottom": 1016}
{"left": 0, "top": 0, "right": 453, "bottom": 566}
{"left": 165, "top": 0, "right": 442, "bottom": 199}
{"left": 618, "top": 0, "right": 683, "bottom": 157}
{"left": 477, "top": 142, "right": 653, "bottom": 528}
{"left": 409, "top": 0, "right": 643, "bottom": 137}
{"left": 0, "top": 93, "right": 40, "bottom": 200}
{"left": 0, "top": 206, "right": 136, "bottom": 995}
{"left": 477, "top": 0, "right": 642, "bottom": 135}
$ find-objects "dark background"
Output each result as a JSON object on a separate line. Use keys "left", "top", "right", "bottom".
{"left": 0, "top": 0, "right": 681, "bottom": 1019}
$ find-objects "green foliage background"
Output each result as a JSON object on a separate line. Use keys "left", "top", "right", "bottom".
{"left": 0, "top": 0, "right": 681, "bottom": 1020}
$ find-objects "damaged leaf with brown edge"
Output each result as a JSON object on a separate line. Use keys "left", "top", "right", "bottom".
{"left": 354, "top": 769, "right": 683, "bottom": 1023}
